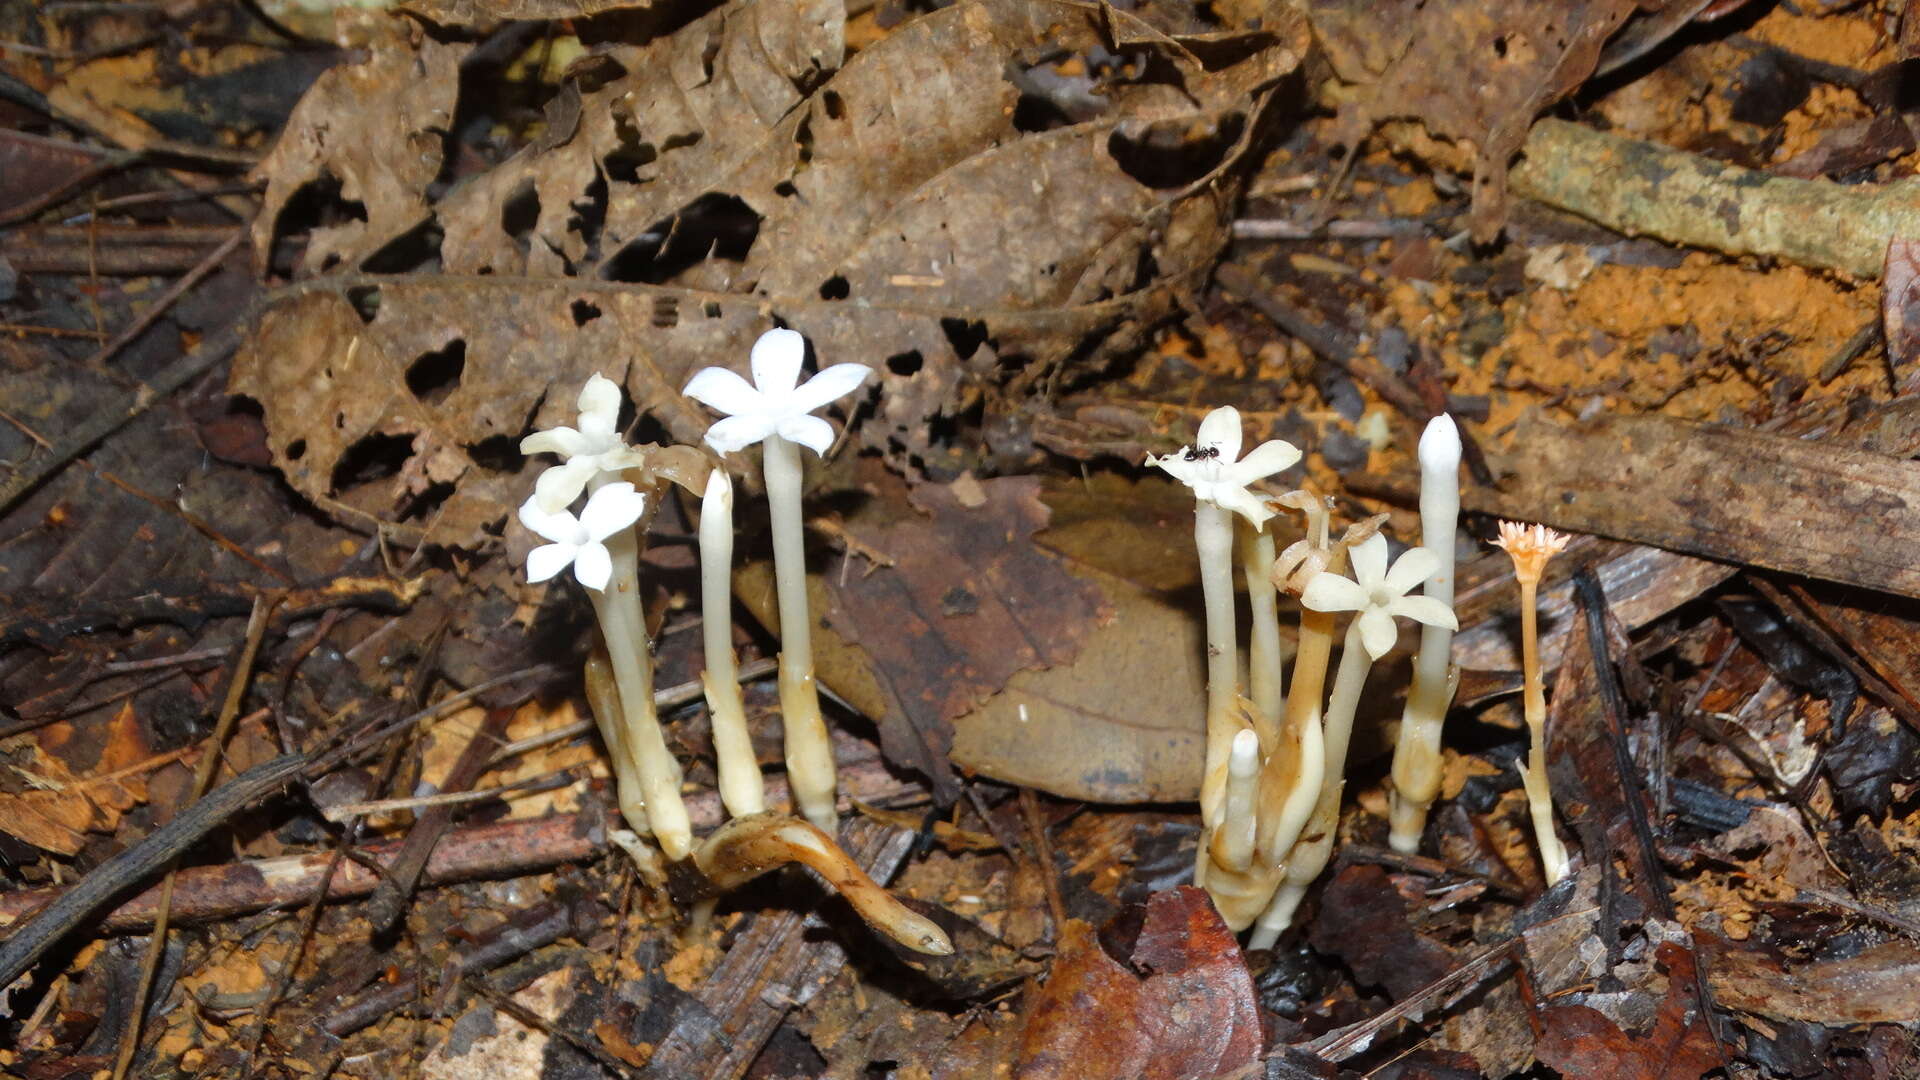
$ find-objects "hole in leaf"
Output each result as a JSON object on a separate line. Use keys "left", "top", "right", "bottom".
{"left": 346, "top": 285, "right": 381, "bottom": 324}
{"left": 405, "top": 340, "right": 466, "bottom": 404}
{"left": 885, "top": 351, "right": 923, "bottom": 376}
{"left": 703, "top": 301, "right": 722, "bottom": 318}
{"left": 823, "top": 90, "right": 845, "bottom": 120}
{"left": 467, "top": 435, "right": 524, "bottom": 473}
{"left": 651, "top": 296, "right": 678, "bottom": 328}
{"left": 287, "top": 439, "right": 307, "bottom": 461}
{"left": 399, "top": 481, "right": 454, "bottom": 522}
{"left": 600, "top": 193, "right": 761, "bottom": 284}
{"left": 819, "top": 275, "right": 850, "bottom": 300}
{"left": 603, "top": 109, "right": 657, "bottom": 183}
{"left": 1106, "top": 112, "right": 1246, "bottom": 189}
{"left": 571, "top": 298, "right": 603, "bottom": 326}
{"left": 940, "top": 317, "right": 989, "bottom": 361}
{"left": 329, "top": 432, "right": 415, "bottom": 494}
{"left": 502, "top": 180, "right": 541, "bottom": 242}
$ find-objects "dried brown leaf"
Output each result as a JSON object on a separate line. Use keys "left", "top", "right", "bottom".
{"left": 1016, "top": 887, "right": 1263, "bottom": 1080}
{"left": 821, "top": 475, "right": 1108, "bottom": 801}
{"left": 249, "top": 11, "right": 468, "bottom": 275}
{"left": 237, "top": 0, "right": 1306, "bottom": 545}
{"left": 0, "top": 704, "right": 175, "bottom": 856}
{"left": 1534, "top": 943, "right": 1725, "bottom": 1080}
{"left": 1310, "top": 0, "right": 1652, "bottom": 240}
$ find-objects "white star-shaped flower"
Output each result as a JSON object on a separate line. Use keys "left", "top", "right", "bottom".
{"left": 518, "top": 482, "right": 647, "bottom": 591}
{"left": 1300, "top": 533, "right": 1458, "bottom": 661}
{"left": 682, "top": 328, "right": 872, "bottom": 455}
{"left": 1147, "top": 406, "right": 1301, "bottom": 527}
{"left": 521, "top": 373, "right": 644, "bottom": 512}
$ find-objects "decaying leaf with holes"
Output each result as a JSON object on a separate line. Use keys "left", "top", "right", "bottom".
{"left": 249, "top": 9, "right": 468, "bottom": 276}
{"left": 1308, "top": 0, "right": 1676, "bottom": 241}
{"left": 234, "top": 0, "right": 1307, "bottom": 546}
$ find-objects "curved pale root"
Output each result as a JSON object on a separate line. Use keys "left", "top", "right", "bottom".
{"left": 693, "top": 812, "right": 953, "bottom": 956}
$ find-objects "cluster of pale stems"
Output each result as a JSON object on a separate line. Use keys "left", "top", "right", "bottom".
{"left": 520, "top": 327, "right": 1569, "bottom": 957}
{"left": 1151, "top": 407, "right": 1571, "bottom": 949}
{"left": 517, "top": 327, "right": 950, "bottom": 956}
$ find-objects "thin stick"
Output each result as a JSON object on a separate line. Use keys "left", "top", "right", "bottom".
{"left": 112, "top": 592, "right": 276, "bottom": 1080}
{"left": 1018, "top": 788, "right": 1068, "bottom": 942}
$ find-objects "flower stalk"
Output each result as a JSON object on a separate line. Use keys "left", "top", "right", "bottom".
{"left": 1251, "top": 530, "right": 1456, "bottom": 946}
{"left": 1494, "top": 520, "right": 1571, "bottom": 884}
{"left": 1241, "top": 520, "right": 1285, "bottom": 735}
{"left": 700, "top": 469, "right": 764, "bottom": 818}
{"left": 1388, "top": 415, "right": 1462, "bottom": 853}
{"left": 684, "top": 328, "right": 872, "bottom": 834}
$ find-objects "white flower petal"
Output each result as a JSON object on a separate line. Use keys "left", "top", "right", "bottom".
{"left": 1390, "top": 595, "right": 1458, "bottom": 631}
{"left": 1301, "top": 572, "right": 1368, "bottom": 613}
{"left": 790, "top": 362, "right": 871, "bottom": 415}
{"left": 1349, "top": 533, "right": 1389, "bottom": 589}
{"left": 580, "top": 482, "right": 646, "bottom": 541}
{"left": 749, "top": 328, "right": 807, "bottom": 394}
{"left": 1357, "top": 608, "right": 1398, "bottom": 661}
{"left": 704, "top": 413, "right": 778, "bottom": 454}
{"left": 778, "top": 414, "right": 837, "bottom": 455}
{"left": 526, "top": 542, "right": 576, "bottom": 583}
{"left": 521, "top": 425, "right": 593, "bottom": 459}
{"left": 519, "top": 494, "right": 585, "bottom": 544}
{"left": 1149, "top": 452, "right": 1203, "bottom": 488}
{"left": 1229, "top": 439, "right": 1301, "bottom": 484}
{"left": 1213, "top": 486, "right": 1274, "bottom": 527}
{"left": 572, "top": 542, "right": 613, "bottom": 591}
{"left": 1195, "top": 406, "right": 1244, "bottom": 461}
{"left": 1384, "top": 546, "right": 1442, "bottom": 596}
{"left": 683, "top": 367, "right": 763, "bottom": 418}
{"left": 577, "top": 373, "right": 622, "bottom": 437}
{"left": 533, "top": 459, "right": 594, "bottom": 513}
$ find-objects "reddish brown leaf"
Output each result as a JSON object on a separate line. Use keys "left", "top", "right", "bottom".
{"left": 823, "top": 474, "right": 1109, "bottom": 801}
{"left": 1534, "top": 944, "right": 1724, "bottom": 1080}
{"left": 1308, "top": 864, "right": 1458, "bottom": 1000}
{"left": 1017, "top": 887, "right": 1263, "bottom": 1080}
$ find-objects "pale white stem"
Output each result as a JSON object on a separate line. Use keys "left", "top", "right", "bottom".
{"left": 1389, "top": 415, "right": 1462, "bottom": 853}
{"left": 1242, "top": 522, "right": 1284, "bottom": 736}
{"left": 763, "top": 433, "right": 837, "bottom": 832}
{"left": 1257, "top": 550, "right": 1339, "bottom": 867}
{"left": 700, "top": 470, "right": 764, "bottom": 818}
{"left": 1195, "top": 501, "right": 1240, "bottom": 828}
{"left": 1250, "top": 618, "right": 1374, "bottom": 947}
{"left": 1209, "top": 729, "right": 1261, "bottom": 874}
{"left": 583, "top": 650, "right": 649, "bottom": 836}
{"left": 608, "top": 828, "right": 668, "bottom": 891}
{"left": 588, "top": 545, "right": 691, "bottom": 861}
{"left": 1517, "top": 577, "right": 1569, "bottom": 883}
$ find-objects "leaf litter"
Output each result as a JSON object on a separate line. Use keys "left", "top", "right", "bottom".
{"left": 12, "top": 0, "right": 1920, "bottom": 1076}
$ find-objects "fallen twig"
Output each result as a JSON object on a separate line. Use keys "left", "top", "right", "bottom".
{"left": 1513, "top": 117, "right": 1917, "bottom": 279}
{"left": 0, "top": 756, "right": 921, "bottom": 933}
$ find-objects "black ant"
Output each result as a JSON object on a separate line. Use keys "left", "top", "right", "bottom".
{"left": 1182, "top": 445, "right": 1220, "bottom": 462}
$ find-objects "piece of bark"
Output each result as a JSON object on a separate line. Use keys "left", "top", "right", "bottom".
{"left": 1484, "top": 411, "right": 1920, "bottom": 600}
